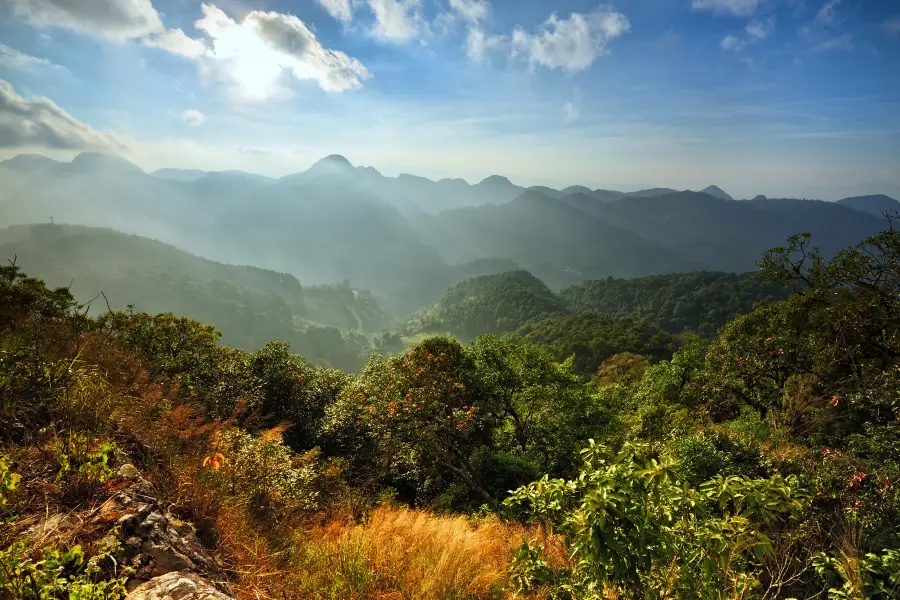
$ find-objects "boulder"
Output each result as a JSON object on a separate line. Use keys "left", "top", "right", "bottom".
{"left": 125, "top": 571, "right": 232, "bottom": 600}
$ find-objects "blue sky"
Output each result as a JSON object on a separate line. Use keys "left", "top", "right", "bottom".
{"left": 0, "top": 0, "right": 898, "bottom": 197}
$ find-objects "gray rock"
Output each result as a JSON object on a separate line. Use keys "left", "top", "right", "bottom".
{"left": 125, "top": 571, "right": 232, "bottom": 600}
{"left": 117, "top": 464, "right": 143, "bottom": 480}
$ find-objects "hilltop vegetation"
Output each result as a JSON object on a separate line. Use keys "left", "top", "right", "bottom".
{"left": 561, "top": 271, "right": 795, "bottom": 336}
{"left": 2, "top": 221, "right": 900, "bottom": 598}
{"left": 401, "top": 271, "right": 567, "bottom": 340}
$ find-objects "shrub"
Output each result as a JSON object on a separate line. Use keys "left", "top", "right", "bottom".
{"left": 0, "top": 541, "right": 129, "bottom": 600}
{"left": 52, "top": 432, "right": 117, "bottom": 501}
{"left": 506, "top": 440, "right": 809, "bottom": 599}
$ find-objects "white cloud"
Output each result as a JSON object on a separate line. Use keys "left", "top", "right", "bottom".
{"left": 195, "top": 4, "right": 371, "bottom": 99}
{"left": 745, "top": 18, "right": 774, "bottom": 39}
{"left": 143, "top": 28, "right": 209, "bottom": 59}
{"left": 562, "top": 102, "right": 578, "bottom": 124}
{"left": 510, "top": 7, "right": 630, "bottom": 72}
{"left": 881, "top": 17, "right": 900, "bottom": 38}
{"left": 367, "top": 0, "right": 422, "bottom": 42}
{"left": 181, "top": 109, "right": 205, "bottom": 126}
{"left": 6, "top": 0, "right": 164, "bottom": 40}
{"left": 815, "top": 0, "right": 840, "bottom": 25}
{"left": 0, "top": 42, "right": 67, "bottom": 72}
{"left": 691, "top": 0, "right": 758, "bottom": 17}
{"left": 315, "top": 0, "right": 353, "bottom": 24}
{"left": 810, "top": 34, "right": 853, "bottom": 52}
{"left": 7, "top": 0, "right": 211, "bottom": 62}
{"left": 449, "top": 0, "right": 489, "bottom": 23}
{"left": 721, "top": 33, "right": 747, "bottom": 51}
{"left": 466, "top": 27, "right": 505, "bottom": 61}
{"left": 0, "top": 79, "right": 126, "bottom": 151}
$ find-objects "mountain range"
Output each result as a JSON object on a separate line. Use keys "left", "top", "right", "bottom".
{"left": 1, "top": 152, "right": 897, "bottom": 317}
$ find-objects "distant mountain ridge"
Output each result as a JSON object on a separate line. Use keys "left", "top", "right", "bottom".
{"left": 836, "top": 195, "right": 900, "bottom": 218}
{"left": 0, "top": 152, "right": 895, "bottom": 318}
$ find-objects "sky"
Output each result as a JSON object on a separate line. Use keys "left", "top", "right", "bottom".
{"left": 0, "top": 0, "right": 898, "bottom": 197}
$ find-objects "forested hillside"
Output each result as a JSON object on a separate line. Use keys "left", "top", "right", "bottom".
{"left": 400, "top": 270, "right": 567, "bottom": 340}
{"left": 2, "top": 223, "right": 899, "bottom": 599}
{"left": 561, "top": 271, "right": 795, "bottom": 335}
{"left": 0, "top": 224, "right": 386, "bottom": 369}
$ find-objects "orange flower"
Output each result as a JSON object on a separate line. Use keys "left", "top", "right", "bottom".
{"left": 202, "top": 453, "right": 225, "bottom": 470}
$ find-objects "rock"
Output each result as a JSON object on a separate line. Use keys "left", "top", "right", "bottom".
{"left": 125, "top": 571, "right": 232, "bottom": 600}
{"left": 89, "top": 465, "right": 219, "bottom": 588}
{"left": 117, "top": 464, "right": 143, "bottom": 480}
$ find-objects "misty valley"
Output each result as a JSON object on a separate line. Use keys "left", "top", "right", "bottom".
{"left": 3, "top": 149, "right": 900, "bottom": 599}
{"left": 1, "top": 151, "right": 895, "bottom": 369}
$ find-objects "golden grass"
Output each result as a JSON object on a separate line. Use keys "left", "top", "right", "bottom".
{"left": 274, "top": 506, "right": 567, "bottom": 600}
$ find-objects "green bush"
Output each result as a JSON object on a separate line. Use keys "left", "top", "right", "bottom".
{"left": 506, "top": 441, "right": 809, "bottom": 599}
{"left": 0, "top": 541, "right": 129, "bottom": 600}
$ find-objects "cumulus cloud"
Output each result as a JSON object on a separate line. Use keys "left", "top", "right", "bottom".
{"left": 7, "top": 0, "right": 210, "bottom": 61}
{"left": 511, "top": 7, "right": 630, "bottom": 72}
{"left": 745, "top": 18, "right": 774, "bottom": 39}
{"left": 721, "top": 33, "right": 747, "bottom": 51}
{"left": 0, "top": 79, "right": 126, "bottom": 151}
{"left": 143, "top": 28, "right": 209, "bottom": 58}
{"left": 691, "top": 0, "right": 758, "bottom": 17}
{"left": 6, "top": 0, "right": 163, "bottom": 40}
{"left": 466, "top": 27, "right": 505, "bottom": 61}
{"left": 449, "top": 0, "right": 489, "bottom": 23}
{"left": 195, "top": 4, "right": 371, "bottom": 98}
{"left": 367, "top": 0, "right": 422, "bottom": 42}
{"left": 0, "top": 42, "right": 67, "bottom": 72}
{"left": 315, "top": 0, "right": 353, "bottom": 24}
{"left": 181, "top": 109, "right": 205, "bottom": 126}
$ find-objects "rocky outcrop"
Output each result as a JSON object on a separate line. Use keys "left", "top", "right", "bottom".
{"left": 125, "top": 571, "right": 231, "bottom": 600}
{"left": 89, "top": 464, "right": 232, "bottom": 598}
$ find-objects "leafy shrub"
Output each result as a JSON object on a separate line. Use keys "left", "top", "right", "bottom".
{"left": 52, "top": 432, "right": 117, "bottom": 500}
{"left": 0, "top": 541, "right": 129, "bottom": 600}
{"left": 506, "top": 441, "right": 809, "bottom": 599}
{"left": 209, "top": 427, "right": 347, "bottom": 514}
{"left": 0, "top": 458, "right": 20, "bottom": 517}
{"left": 814, "top": 548, "right": 900, "bottom": 599}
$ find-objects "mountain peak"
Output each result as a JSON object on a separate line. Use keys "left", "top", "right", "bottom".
{"left": 70, "top": 152, "right": 143, "bottom": 174}
{"left": 702, "top": 185, "right": 733, "bottom": 201}
{"left": 300, "top": 154, "right": 356, "bottom": 180}
{"left": 317, "top": 154, "right": 353, "bottom": 168}
{"left": 478, "top": 175, "right": 512, "bottom": 186}
{"left": 0, "top": 154, "right": 62, "bottom": 171}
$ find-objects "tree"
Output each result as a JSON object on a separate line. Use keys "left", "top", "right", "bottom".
{"left": 469, "top": 335, "right": 597, "bottom": 475}
{"left": 341, "top": 337, "right": 498, "bottom": 507}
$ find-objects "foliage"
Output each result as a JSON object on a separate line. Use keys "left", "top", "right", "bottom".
{"left": 0, "top": 541, "right": 129, "bottom": 600}
{"left": 404, "top": 271, "right": 567, "bottom": 341}
{"left": 209, "top": 427, "right": 347, "bottom": 514}
{"left": 561, "top": 271, "right": 794, "bottom": 336}
{"left": 0, "top": 458, "right": 19, "bottom": 510}
{"left": 814, "top": 548, "right": 900, "bottom": 599}
{"left": 506, "top": 441, "right": 809, "bottom": 599}
{"left": 514, "top": 313, "right": 675, "bottom": 375}
{"left": 52, "top": 432, "right": 116, "bottom": 499}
